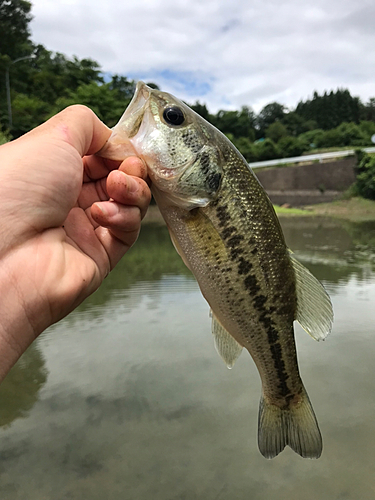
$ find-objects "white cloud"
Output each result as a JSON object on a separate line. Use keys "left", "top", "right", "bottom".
{"left": 30, "top": 0, "right": 375, "bottom": 113}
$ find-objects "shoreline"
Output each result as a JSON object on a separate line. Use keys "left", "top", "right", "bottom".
{"left": 143, "top": 197, "right": 375, "bottom": 225}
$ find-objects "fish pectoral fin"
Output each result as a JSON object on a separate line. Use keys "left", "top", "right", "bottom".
{"left": 258, "top": 386, "right": 322, "bottom": 459}
{"left": 211, "top": 310, "right": 243, "bottom": 369}
{"left": 290, "top": 252, "right": 333, "bottom": 341}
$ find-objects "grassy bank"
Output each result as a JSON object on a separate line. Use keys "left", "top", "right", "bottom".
{"left": 302, "top": 197, "right": 375, "bottom": 222}
{"left": 143, "top": 197, "right": 375, "bottom": 225}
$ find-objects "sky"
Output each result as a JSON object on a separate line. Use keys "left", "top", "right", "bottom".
{"left": 29, "top": 0, "right": 375, "bottom": 113}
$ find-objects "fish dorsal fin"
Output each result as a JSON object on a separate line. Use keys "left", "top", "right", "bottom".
{"left": 289, "top": 252, "right": 333, "bottom": 341}
{"left": 210, "top": 310, "right": 243, "bottom": 368}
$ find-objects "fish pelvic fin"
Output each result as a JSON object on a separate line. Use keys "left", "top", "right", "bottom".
{"left": 258, "top": 386, "right": 322, "bottom": 459}
{"left": 210, "top": 310, "right": 243, "bottom": 369}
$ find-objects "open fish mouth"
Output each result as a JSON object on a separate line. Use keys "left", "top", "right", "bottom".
{"left": 120, "top": 81, "right": 151, "bottom": 137}
{"left": 97, "top": 81, "right": 152, "bottom": 161}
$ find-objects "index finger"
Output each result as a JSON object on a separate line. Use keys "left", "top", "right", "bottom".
{"left": 81, "top": 155, "right": 147, "bottom": 188}
{"left": 27, "top": 105, "right": 112, "bottom": 157}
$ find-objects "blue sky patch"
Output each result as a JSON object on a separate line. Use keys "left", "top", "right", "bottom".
{"left": 126, "top": 69, "right": 214, "bottom": 101}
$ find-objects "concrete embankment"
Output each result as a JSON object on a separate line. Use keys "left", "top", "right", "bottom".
{"left": 254, "top": 157, "right": 356, "bottom": 206}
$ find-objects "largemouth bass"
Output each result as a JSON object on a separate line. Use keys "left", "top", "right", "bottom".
{"left": 99, "top": 82, "right": 333, "bottom": 459}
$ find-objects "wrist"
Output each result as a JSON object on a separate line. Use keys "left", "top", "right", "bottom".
{"left": 0, "top": 256, "right": 51, "bottom": 382}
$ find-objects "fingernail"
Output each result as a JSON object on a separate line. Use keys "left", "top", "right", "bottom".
{"left": 96, "top": 202, "right": 119, "bottom": 217}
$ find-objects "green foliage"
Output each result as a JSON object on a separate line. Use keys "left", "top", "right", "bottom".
{"left": 228, "top": 135, "right": 257, "bottom": 162}
{"left": 296, "top": 89, "right": 362, "bottom": 130}
{"left": 0, "top": 129, "right": 10, "bottom": 144}
{"left": 298, "top": 129, "right": 325, "bottom": 150}
{"left": 354, "top": 152, "right": 375, "bottom": 199}
{"left": 361, "top": 98, "right": 375, "bottom": 122}
{"left": 253, "top": 138, "right": 280, "bottom": 161}
{"left": 256, "top": 102, "right": 285, "bottom": 135}
{"left": 265, "top": 121, "right": 288, "bottom": 143}
{"left": 0, "top": 0, "right": 32, "bottom": 60}
{"left": 212, "top": 106, "right": 256, "bottom": 141}
{"left": 108, "top": 74, "right": 136, "bottom": 101}
{"left": 281, "top": 112, "right": 318, "bottom": 136}
{"left": 11, "top": 92, "right": 49, "bottom": 134}
{"left": 277, "top": 136, "right": 304, "bottom": 158}
{"left": 359, "top": 120, "right": 375, "bottom": 141}
{"left": 355, "top": 148, "right": 367, "bottom": 165}
{"left": 281, "top": 112, "right": 304, "bottom": 136}
{"left": 315, "top": 122, "right": 368, "bottom": 148}
{"left": 190, "top": 101, "right": 211, "bottom": 121}
{"left": 2, "top": 0, "right": 375, "bottom": 159}
{"left": 50, "top": 81, "right": 131, "bottom": 127}
{"left": 28, "top": 45, "right": 103, "bottom": 105}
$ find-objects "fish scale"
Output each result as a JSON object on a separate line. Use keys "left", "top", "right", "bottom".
{"left": 98, "top": 81, "right": 333, "bottom": 459}
{"left": 202, "top": 177, "right": 301, "bottom": 405}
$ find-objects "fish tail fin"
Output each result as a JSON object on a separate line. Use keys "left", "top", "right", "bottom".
{"left": 258, "top": 386, "right": 322, "bottom": 459}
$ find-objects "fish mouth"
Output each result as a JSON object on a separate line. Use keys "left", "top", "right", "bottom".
{"left": 122, "top": 81, "right": 151, "bottom": 136}
{"left": 97, "top": 81, "right": 152, "bottom": 161}
{"left": 114, "top": 81, "right": 151, "bottom": 139}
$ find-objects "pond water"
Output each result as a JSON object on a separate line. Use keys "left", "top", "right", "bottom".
{"left": 1, "top": 216, "right": 375, "bottom": 499}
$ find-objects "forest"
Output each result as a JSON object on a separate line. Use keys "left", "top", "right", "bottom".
{"left": 2, "top": 0, "right": 375, "bottom": 162}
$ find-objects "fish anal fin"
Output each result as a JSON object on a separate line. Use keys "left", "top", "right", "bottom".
{"left": 290, "top": 252, "right": 333, "bottom": 341}
{"left": 211, "top": 310, "right": 243, "bottom": 369}
{"left": 258, "top": 386, "right": 322, "bottom": 459}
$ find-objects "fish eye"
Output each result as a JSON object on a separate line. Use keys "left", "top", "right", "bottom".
{"left": 163, "top": 106, "right": 185, "bottom": 126}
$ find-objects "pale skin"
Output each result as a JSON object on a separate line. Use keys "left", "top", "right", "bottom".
{"left": 0, "top": 105, "right": 151, "bottom": 382}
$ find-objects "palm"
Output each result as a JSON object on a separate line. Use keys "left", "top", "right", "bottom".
{"left": 0, "top": 118, "right": 149, "bottom": 328}
{"left": 0, "top": 105, "right": 150, "bottom": 381}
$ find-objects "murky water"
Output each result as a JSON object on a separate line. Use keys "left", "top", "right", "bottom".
{"left": 1, "top": 216, "right": 375, "bottom": 499}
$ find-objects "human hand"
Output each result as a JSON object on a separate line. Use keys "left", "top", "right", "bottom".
{"left": 0, "top": 105, "right": 151, "bottom": 380}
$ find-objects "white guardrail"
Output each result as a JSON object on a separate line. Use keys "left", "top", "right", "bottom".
{"left": 248, "top": 146, "right": 375, "bottom": 169}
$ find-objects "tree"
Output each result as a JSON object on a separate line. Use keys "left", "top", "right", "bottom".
{"left": 253, "top": 138, "right": 280, "bottom": 161}
{"left": 361, "top": 98, "right": 375, "bottom": 122}
{"left": 278, "top": 136, "right": 304, "bottom": 158}
{"left": 50, "top": 81, "right": 132, "bottom": 127}
{"left": 282, "top": 112, "right": 316, "bottom": 136}
{"left": 0, "top": 0, "right": 34, "bottom": 129}
{"left": 315, "top": 122, "right": 367, "bottom": 148}
{"left": 0, "top": 0, "right": 33, "bottom": 60}
{"left": 228, "top": 134, "right": 257, "bottom": 162}
{"left": 355, "top": 152, "right": 375, "bottom": 199}
{"left": 256, "top": 102, "right": 285, "bottom": 136}
{"left": 10, "top": 92, "right": 49, "bottom": 135}
{"left": 265, "top": 121, "right": 288, "bottom": 143}
{"left": 359, "top": 120, "right": 375, "bottom": 141}
{"left": 27, "top": 45, "right": 103, "bottom": 105}
{"left": 298, "top": 129, "right": 325, "bottom": 150}
{"left": 109, "top": 74, "right": 136, "bottom": 101}
{"left": 190, "top": 101, "right": 211, "bottom": 122}
{"left": 2, "top": 43, "right": 107, "bottom": 135}
{"left": 296, "top": 89, "right": 362, "bottom": 130}
{"left": 212, "top": 106, "right": 256, "bottom": 140}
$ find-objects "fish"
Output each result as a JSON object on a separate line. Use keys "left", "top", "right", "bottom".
{"left": 98, "top": 82, "right": 333, "bottom": 459}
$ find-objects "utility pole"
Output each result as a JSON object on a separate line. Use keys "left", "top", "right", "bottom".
{"left": 5, "top": 55, "right": 35, "bottom": 129}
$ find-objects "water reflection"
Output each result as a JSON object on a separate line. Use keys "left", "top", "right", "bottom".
{"left": 77, "top": 224, "right": 191, "bottom": 312}
{"left": 1, "top": 217, "right": 375, "bottom": 499}
{"left": 0, "top": 343, "right": 47, "bottom": 427}
{"left": 281, "top": 217, "right": 375, "bottom": 284}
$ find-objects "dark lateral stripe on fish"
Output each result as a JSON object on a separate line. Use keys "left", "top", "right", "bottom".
{"left": 215, "top": 202, "right": 295, "bottom": 404}
{"left": 215, "top": 203, "right": 231, "bottom": 225}
{"left": 221, "top": 225, "right": 237, "bottom": 239}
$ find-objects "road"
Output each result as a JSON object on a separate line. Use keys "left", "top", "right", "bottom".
{"left": 248, "top": 146, "right": 375, "bottom": 169}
